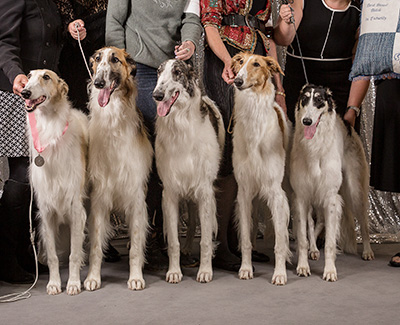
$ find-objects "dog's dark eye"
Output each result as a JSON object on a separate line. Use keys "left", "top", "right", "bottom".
{"left": 173, "top": 69, "right": 181, "bottom": 76}
{"left": 253, "top": 62, "right": 260, "bottom": 67}
{"left": 95, "top": 55, "right": 101, "bottom": 62}
{"left": 27, "top": 73, "right": 31, "bottom": 79}
{"left": 111, "top": 56, "right": 120, "bottom": 64}
{"left": 43, "top": 74, "right": 50, "bottom": 81}
{"left": 239, "top": 59, "right": 244, "bottom": 65}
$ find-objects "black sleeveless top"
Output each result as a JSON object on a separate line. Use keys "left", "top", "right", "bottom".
{"left": 290, "top": 0, "right": 360, "bottom": 59}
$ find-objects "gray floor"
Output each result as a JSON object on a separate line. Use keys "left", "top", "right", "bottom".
{"left": 1, "top": 240, "right": 399, "bottom": 325}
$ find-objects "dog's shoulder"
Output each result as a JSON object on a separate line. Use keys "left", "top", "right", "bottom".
{"left": 201, "top": 95, "right": 225, "bottom": 148}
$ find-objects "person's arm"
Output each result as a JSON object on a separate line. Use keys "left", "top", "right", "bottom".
{"left": 176, "top": 0, "right": 202, "bottom": 61}
{"left": 273, "top": 0, "right": 303, "bottom": 46}
{"left": 343, "top": 79, "right": 370, "bottom": 127}
{"left": 0, "top": 0, "right": 26, "bottom": 93}
{"left": 105, "top": 0, "right": 130, "bottom": 49}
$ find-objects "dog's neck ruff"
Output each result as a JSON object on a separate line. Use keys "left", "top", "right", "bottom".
{"left": 28, "top": 112, "right": 69, "bottom": 154}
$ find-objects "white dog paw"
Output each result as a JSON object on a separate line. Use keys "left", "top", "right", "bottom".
{"left": 309, "top": 250, "right": 320, "bottom": 261}
{"left": 166, "top": 271, "right": 183, "bottom": 284}
{"left": 66, "top": 280, "right": 81, "bottom": 295}
{"left": 323, "top": 268, "right": 337, "bottom": 282}
{"left": 127, "top": 278, "right": 145, "bottom": 290}
{"left": 362, "top": 250, "right": 375, "bottom": 261}
{"left": 84, "top": 277, "right": 101, "bottom": 291}
{"left": 238, "top": 268, "right": 253, "bottom": 280}
{"left": 197, "top": 270, "right": 213, "bottom": 283}
{"left": 296, "top": 265, "right": 311, "bottom": 277}
{"left": 272, "top": 272, "right": 287, "bottom": 286}
{"left": 46, "top": 281, "right": 62, "bottom": 295}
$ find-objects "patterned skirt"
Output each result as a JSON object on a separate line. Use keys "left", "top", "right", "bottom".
{"left": 0, "top": 90, "right": 29, "bottom": 157}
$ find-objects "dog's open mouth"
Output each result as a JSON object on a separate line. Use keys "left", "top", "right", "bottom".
{"left": 157, "top": 91, "right": 179, "bottom": 117}
{"left": 98, "top": 80, "right": 117, "bottom": 107}
{"left": 25, "top": 96, "right": 46, "bottom": 113}
{"left": 303, "top": 115, "right": 322, "bottom": 140}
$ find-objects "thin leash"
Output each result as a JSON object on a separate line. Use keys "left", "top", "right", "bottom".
{"left": 75, "top": 23, "right": 94, "bottom": 81}
{"left": 282, "top": 0, "right": 309, "bottom": 85}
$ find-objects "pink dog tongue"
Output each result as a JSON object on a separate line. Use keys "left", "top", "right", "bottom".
{"left": 157, "top": 92, "right": 179, "bottom": 117}
{"left": 98, "top": 88, "right": 111, "bottom": 107}
{"left": 304, "top": 124, "right": 317, "bottom": 140}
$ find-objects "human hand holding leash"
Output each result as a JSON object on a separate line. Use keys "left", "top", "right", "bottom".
{"left": 13, "top": 74, "right": 28, "bottom": 96}
{"left": 280, "top": 4, "right": 294, "bottom": 24}
{"left": 175, "top": 41, "right": 195, "bottom": 60}
{"left": 68, "top": 19, "right": 86, "bottom": 40}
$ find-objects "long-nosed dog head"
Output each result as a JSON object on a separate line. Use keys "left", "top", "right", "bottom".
{"left": 231, "top": 52, "right": 284, "bottom": 93}
{"left": 21, "top": 69, "right": 68, "bottom": 113}
{"left": 90, "top": 46, "right": 136, "bottom": 107}
{"left": 152, "top": 59, "right": 197, "bottom": 117}
{"left": 295, "top": 84, "right": 335, "bottom": 140}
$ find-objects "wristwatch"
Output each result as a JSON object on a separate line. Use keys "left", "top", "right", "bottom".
{"left": 347, "top": 106, "right": 361, "bottom": 117}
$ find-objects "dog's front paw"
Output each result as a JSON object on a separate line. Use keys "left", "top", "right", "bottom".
{"left": 196, "top": 269, "right": 213, "bottom": 283}
{"left": 296, "top": 264, "right": 311, "bottom": 277}
{"left": 309, "top": 250, "right": 320, "bottom": 261}
{"left": 166, "top": 270, "right": 183, "bottom": 284}
{"left": 127, "top": 278, "right": 145, "bottom": 290}
{"left": 272, "top": 271, "right": 287, "bottom": 285}
{"left": 66, "top": 280, "right": 81, "bottom": 295}
{"left": 84, "top": 277, "right": 101, "bottom": 291}
{"left": 323, "top": 267, "right": 337, "bottom": 282}
{"left": 46, "top": 281, "right": 62, "bottom": 295}
{"left": 238, "top": 267, "right": 253, "bottom": 280}
{"left": 362, "top": 249, "right": 374, "bottom": 261}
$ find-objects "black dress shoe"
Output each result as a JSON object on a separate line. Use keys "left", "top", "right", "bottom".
{"left": 0, "top": 264, "right": 35, "bottom": 284}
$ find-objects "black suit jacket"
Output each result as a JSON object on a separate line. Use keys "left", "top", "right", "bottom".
{"left": 0, "top": 0, "right": 62, "bottom": 92}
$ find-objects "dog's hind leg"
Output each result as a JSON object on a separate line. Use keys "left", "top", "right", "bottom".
{"left": 294, "top": 196, "right": 311, "bottom": 277}
{"left": 322, "top": 193, "right": 342, "bottom": 282}
{"left": 264, "top": 186, "right": 290, "bottom": 285}
{"left": 66, "top": 203, "right": 87, "bottom": 295}
{"left": 181, "top": 200, "right": 197, "bottom": 256}
{"left": 196, "top": 187, "right": 218, "bottom": 283}
{"left": 84, "top": 197, "right": 111, "bottom": 291}
{"left": 40, "top": 210, "right": 62, "bottom": 295}
{"left": 308, "top": 210, "right": 322, "bottom": 260}
{"left": 236, "top": 185, "right": 254, "bottom": 280}
{"left": 127, "top": 190, "right": 148, "bottom": 290}
{"left": 163, "top": 189, "right": 182, "bottom": 283}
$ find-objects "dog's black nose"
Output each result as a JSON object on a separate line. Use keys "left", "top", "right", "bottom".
{"left": 94, "top": 79, "right": 105, "bottom": 89}
{"left": 234, "top": 78, "right": 243, "bottom": 88}
{"left": 152, "top": 91, "right": 164, "bottom": 102}
{"left": 21, "top": 89, "right": 31, "bottom": 99}
{"left": 302, "top": 117, "right": 313, "bottom": 126}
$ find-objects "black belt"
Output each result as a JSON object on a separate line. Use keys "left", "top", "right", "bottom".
{"left": 222, "top": 14, "right": 266, "bottom": 33}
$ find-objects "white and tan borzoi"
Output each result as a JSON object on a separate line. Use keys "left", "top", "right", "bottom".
{"left": 84, "top": 47, "right": 153, "bottom": 291}
{"left": 21, "top": 69, "right": 88, "bottom": 295}
{"left": 153, "top": 59, "right": 224, "bottom": 283}
{"left": 231, "top": 52, "right": 291, "bottom": 285}
{"left": 290, "top": 84, "right": 374, "bottom": 282}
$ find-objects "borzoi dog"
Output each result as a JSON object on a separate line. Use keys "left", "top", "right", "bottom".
{"left": 290, "top": 84, "right": 374, "bottom": 282}
{"left": 153, "top": 59, "right": 224, "bottom": 283}
{"left": 231, "top": 52, "right": 291, "bottom": 285}
{"left": 84, "top": 47, "right": 153, "bottom": 291}
{"left": 21, "top": 69, "right": 88, "bottom": 295}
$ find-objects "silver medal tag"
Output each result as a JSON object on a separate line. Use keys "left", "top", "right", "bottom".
{"left": 34, "top": 155, "right": 45, "bottom": 167}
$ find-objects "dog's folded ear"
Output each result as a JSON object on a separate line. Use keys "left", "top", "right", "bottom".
{"left": 58, "top": 77, "right": 69, "bottom": 98}
{"left": 263, "top": 56, "right": 284, "bottom": 76}
{"left": 125, "top": 53, "right": 137, "bottom": 77}
{"left": 231, "top": 53, "right": 244, "bottom": 74}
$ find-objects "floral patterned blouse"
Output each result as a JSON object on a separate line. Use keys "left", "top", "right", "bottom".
{"left": 56, "top": 0, "right": 107, "bottom": 26}
{"left": 200, "top": 0, "right": 272, "bottom": 52}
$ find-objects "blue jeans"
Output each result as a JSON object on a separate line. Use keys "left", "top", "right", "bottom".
{"left": 136, "top": 63, "right": 158, "bottom": 136}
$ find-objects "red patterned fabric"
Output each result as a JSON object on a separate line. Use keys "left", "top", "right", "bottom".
{"left": 200, "top": 0, "right": 272, "bottom": 52}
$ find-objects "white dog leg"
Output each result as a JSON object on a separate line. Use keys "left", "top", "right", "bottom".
{"left": 41, "top": 212, "right": 62, "bottom": 295}
{"left": 84, "top": 201, "right": 109, "bottom": 291}
{"left": 163, "top": 189, "right": 182, "bottom": 283}
{"left": 308, "top": 211, "right": 321, "bottom": 261}
{"left": 66, "top": 204, "right": 86, "bottom": 295}
{"left": 196, "top": 188, "right": 217, "bottom": 283}
{"left": 295, "top": 197, "right": 311, "bottom": 277}
{"left": 127, "top": 192, "right": 148, "bottom": 290}
{"left": 265, "top": 187, "right": 290, "bottom": 285}
{"left": 236, "top": 186, "right": 254, "bottom": 280}
{"left": 323, "top": 194, "right": 342, "bottom": 282}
